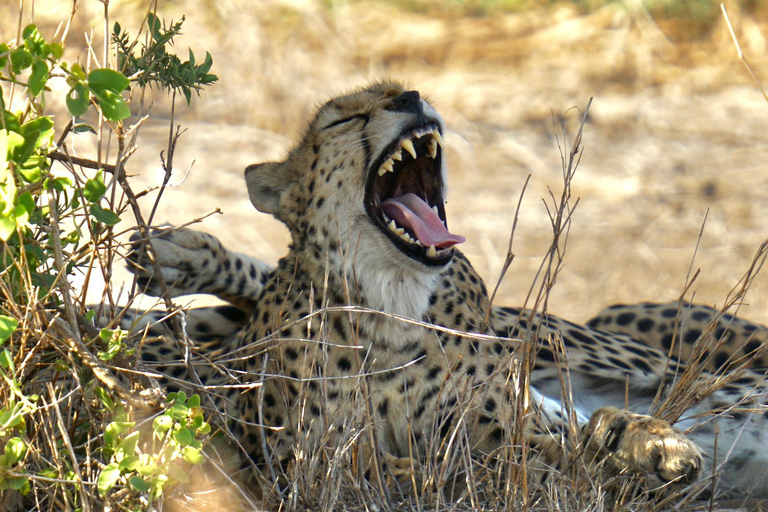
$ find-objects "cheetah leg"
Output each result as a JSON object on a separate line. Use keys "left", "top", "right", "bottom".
{"left": 127, "top": 226, "right": 271, "bottom": 311}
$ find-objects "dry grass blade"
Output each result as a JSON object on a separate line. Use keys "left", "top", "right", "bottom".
{"left": 721, "top": 3, "right": 768, "bottom": 103}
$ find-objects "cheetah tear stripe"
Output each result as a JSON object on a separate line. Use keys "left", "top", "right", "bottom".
{"left": 382, "top": 193, "right": 465, "bottom": 249}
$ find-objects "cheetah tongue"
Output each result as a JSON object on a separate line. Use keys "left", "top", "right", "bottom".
{"left": 381, "top": 193, "right": 465, "bottom": 249}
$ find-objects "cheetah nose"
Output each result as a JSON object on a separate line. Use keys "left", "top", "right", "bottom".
{"left": 389, "top": 90, "right": 426, "bottom": 121}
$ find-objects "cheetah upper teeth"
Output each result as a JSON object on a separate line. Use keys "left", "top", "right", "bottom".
{"left": 427, "top": 138, "right": 437, "bottom": 158}
{"left": 432, "top": 130, "right": 444, "bottom": 148}
{"left": 401, "top": 139, "right": 417, "bottom": 159}
{"left": 378, "top": 158, "right": 395, "bottom": 176}
{"left": 392, "top": 149, "right": 403, "bottom": 161}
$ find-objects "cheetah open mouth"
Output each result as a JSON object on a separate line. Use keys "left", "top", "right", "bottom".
{"left": 365, "top": 123, "right": 465, "bottom": 266}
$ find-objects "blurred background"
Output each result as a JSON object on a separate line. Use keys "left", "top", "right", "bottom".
{"left": 3, "top": 0, "right": 768, "bottom": 323}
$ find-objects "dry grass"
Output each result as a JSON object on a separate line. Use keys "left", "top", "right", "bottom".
{"left": 2, "top": 0, "right": 768, "bottom": 510}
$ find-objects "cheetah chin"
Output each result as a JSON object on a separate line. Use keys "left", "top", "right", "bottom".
{"left": 365, "top": 122, "right": 465, "bottom": 266}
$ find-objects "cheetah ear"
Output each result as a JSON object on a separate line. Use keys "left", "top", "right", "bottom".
{"left": 244, "top": 161, "right": 294, "bottom": 215}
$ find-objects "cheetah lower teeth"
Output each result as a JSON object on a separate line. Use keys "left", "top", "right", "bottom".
{"left": 401, "top": 139, "right": 417, "bottom": 159}
{"left": 427, "top": 245, "right": 437, "bottom": 257}
{"left": 388, "top": 219, "right": 406, "bottom": 237}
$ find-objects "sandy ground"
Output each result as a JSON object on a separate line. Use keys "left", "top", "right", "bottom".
{"left": 5, "top": 0, "right": 768, "bottom": 324}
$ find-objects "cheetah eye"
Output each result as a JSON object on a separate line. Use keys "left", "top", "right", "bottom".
{"left": 321, "top": 114, "right": 369, "bottom": 131}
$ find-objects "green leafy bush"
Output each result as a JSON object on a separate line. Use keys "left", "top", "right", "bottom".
{"left": 0, "top": 8, "right": 218, "bottom": 510}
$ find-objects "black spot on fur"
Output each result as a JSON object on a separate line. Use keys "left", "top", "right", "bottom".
{"left": 691, "top": 310, "right": 711, "bottom": 321}
{"left": 337, "top": 356, "right": 351, "bottom": 372}
{"left": 284, "top": 347, "right": 299, "bottom": 361}
{"left": 683, "top": 329, "right": 701, "bottom": 345}
{"left": 661, "top": 332, "right": 674, "bottom": 350}
{"left": 378, "top": 398, "right": 388, "bottom": 416}
{"left": 630, "top": 357, "right": 652, "bottom": 373}
{"left": 616, "top": 312, "right": 636, "bottom": 326}
{"left": 636, "top": 318, "right": 654, "bottom": 332}
{"left": 661, "top": 308, "right": 677, "bottom": 318}
{"left": 537, "top": 347, "right": 555, "bottom": 362}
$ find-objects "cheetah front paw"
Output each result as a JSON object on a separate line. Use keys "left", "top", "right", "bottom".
{"left": 583, "top": 406, "right": 702, "bottom": 486}
{"left": 127, "top": 226, "right": 228, "bottom": 298}
{"left": 127, "top": 226, "right": 271, "bottom": 306}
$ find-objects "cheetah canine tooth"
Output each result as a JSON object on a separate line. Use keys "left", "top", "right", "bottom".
{"left": 432, "top": 130, "right": 444, "bottom": 148}
{"left": 401, "top": 139, "right": 417, "bottom": 159}
{"left": 427, "top": 245, "right": 437, "bottom": 257}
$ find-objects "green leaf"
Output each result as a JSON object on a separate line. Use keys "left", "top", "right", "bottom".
{"left": 20, "top": 117, "right": 54, "bottom": 146}
{"left": 8, "top": 476, "right": 29, "bottom": 494}
{"left": 66, "top": 83, "right": 89, "bottom": 117}
{"left": 152, "top": 414, "right": 172, "bottom": 433}
{"left": 97, "top": 90, "right": 130, "bottom": 121}
{"left": 0, "top": 349, "right": 14, "bottom": 371}
{"left": 17, "top": 192, "right": 34, "bottom": 214}
{"left": 37, "top": 468, "right": 57, "bottom": 478}
{"left": 94, "top": 387, "right": 113, "bottom": 411}
{"left": 10, "top": 48, "right": 32, "bottom": 74}
{"left": 72, "top": 123, "right": 96, "bottom": 134}
{"left": 182, "top": 446, "right": 204, "bottom": 465}
{"left": 99, "top": 327, "right": 114, "bottom": 344}
{"left": 70, "top": 63, "right": 86, "bottom": 81}
{"left": 28, "top": 60, "right": 48, "bottom": 96}
{"left": 50, "top": 43, "right": 63, "bottom": 60}
{"left": 83, "top": 171, "right": 107, "bottom": 201}
{"left": 0, "top": 43, "right": 9, "bottom": 69}
{"left": 87, "top": 68, "right": 129, "bottom": 95}
{"left": 0, "top": 215, "right": 16, "bottom": 241}
{"left": 186, "top": 394, "right": 200, "bottom": 408}
{"left": 172, "top": 427, "right": 194, "bottom": 446}
{"left": 97, "top": 463, "right": 121, "bottom": 496}
{"left": 0, "top": 131, "right": 7, "bottom": 181}
{"left": 104, "top": 421, "right": 134, "bottom": 447}
{"left": 3, "top": 111, "right": 21, "bottom": 135}
{"left": 89, "top": 204, "right": 121, "bottom": 226}
{"left": 129, "top": 475, "right": 150, "bottom": 492}
{"left": 147, "top": 13, "right": 162, "bottom": 42}
{"left": 118, "top": 431, "right": 140, "bottom": 457}
{"left": 0, "top": 315, "right": 18, "bottom": 345}
{"left": 118, "top": 455, "right": 141, "bottom": 472}
{"left": 4, "top": 438, "right": 26, "bottom": 466}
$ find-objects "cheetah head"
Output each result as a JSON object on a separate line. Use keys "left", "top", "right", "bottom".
{"left": 245, "top": 82, "right": 464, "bottom": 272}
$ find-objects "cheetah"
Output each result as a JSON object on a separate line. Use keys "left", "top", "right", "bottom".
{"left": 122, "top": 82, "right": 768, "bottom": 502}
